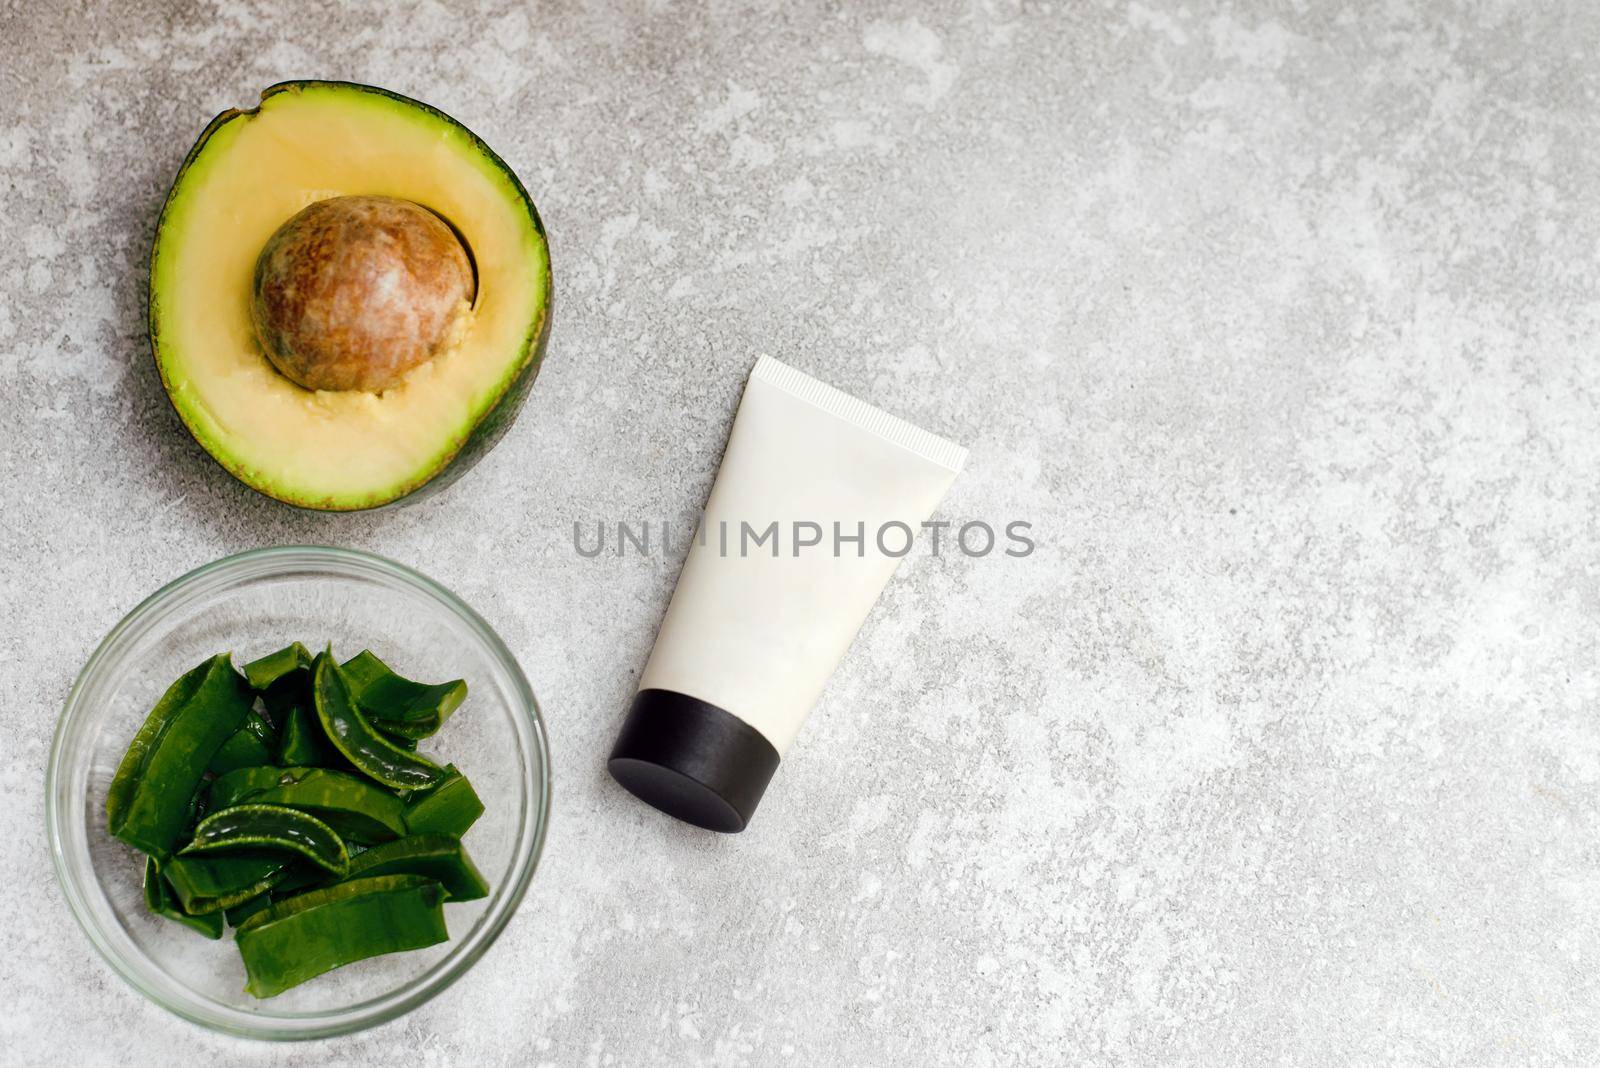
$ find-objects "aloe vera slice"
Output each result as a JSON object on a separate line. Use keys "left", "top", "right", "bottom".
{"left": 270, "top": 864, "right": 325, "bottom": 899}
{"left": 163, "top": 852, "right": 295, "bottom": 914}
{"left": 277, "top": 704, "right": 343, "bottom": 767}
{"left": 143, "top": 856, "right": 224, "bottom": 938}
{"left": 107, "top": 654, "right": 251, "bottom": 857}
{"left": 208, "top": 708, "right": 277, "bottom": 775}
{"left": 403, "top": 765, "right": 484, "bottom": 838}
{"left": 183, "top": 803, "right": 350, "bottom": 876}
{"left": 340, "top": 650, "right": 467, "bottom": 740}
{"left": 223, "top": 891, "right": 274, "bottom": 927}
{"left": 251, "top": 649, "right": 326, "bottom": 762}
{"left": 235, "top": 875, "right": 448, "bottom": 998}
{"left": 210, "top": 765, "right": 406, "bottom": 843}
{"left": 241, "top": 642, "right": 313, "bottom": 690}
{"left": 339, "top": 834, "right": 488, "bottom": 901}
{"left": 206, "top": 765, "right": 290, "bottom": 806}
{"left": 313, "top": 651, "right": 444, "bottom": 791}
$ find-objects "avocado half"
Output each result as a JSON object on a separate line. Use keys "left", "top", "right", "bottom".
{"left": 150, "top": 81, "right": 552, "bottom": 510}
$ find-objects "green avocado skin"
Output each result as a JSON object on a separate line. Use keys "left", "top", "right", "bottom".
{"left": 149, "top": 79, "right": 553, "bottom": 512}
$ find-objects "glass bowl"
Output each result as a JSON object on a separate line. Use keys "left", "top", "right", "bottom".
{"left": 45, "top": 546, "right": 550, "bottom": 1039}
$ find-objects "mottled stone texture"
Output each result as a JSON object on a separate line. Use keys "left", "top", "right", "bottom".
{"left": 3, "top": 1, "right": 1598, "bottom": 1064}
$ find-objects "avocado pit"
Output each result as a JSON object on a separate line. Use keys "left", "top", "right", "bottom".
{"left": 251, "top": 195, "right": 475, "bottom": 393}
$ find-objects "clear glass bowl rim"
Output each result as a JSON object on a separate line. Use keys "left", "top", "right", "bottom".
{"left": 44, "top": 545, "right": 552, "bottom": 1040}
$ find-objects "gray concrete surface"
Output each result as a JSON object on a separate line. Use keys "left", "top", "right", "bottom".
{"left": 4, "top": 1, "right": 1599, "bottom": 1064}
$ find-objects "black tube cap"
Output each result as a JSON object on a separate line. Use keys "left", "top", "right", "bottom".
{"left": 608, "top": 688, "right": 780, "bottom": 833}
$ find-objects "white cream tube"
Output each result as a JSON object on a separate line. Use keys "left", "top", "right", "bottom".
{"left": 609, "top": 356, "right": 966, "bottom": 832}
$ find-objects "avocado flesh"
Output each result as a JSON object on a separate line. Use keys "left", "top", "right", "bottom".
{"left": 150, "top": 81, "right": 552, "bottom": 510}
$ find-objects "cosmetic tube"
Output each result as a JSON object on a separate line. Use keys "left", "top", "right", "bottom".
{"left": 608, "top": 356, "right": 967, "bottom": 831}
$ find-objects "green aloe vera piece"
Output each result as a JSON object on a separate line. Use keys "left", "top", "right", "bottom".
{"left": 107, "top": 654, "right": 251, "bottom": 857}
{"left": 403, "top": 765, "right": 484, "bottom": 838}
{"left": 235, "top": 875, "right": 448, "bottom": 998}
{"left": 183, "top": 775, "right": 210, "bottom": 830}
{"left": 270, "top": 864, "right": 325, "bottom": 900}
{"left": 314, "top": 651, "right": 444, "bottom": 791}
{"left": 338, "top": 834, "right": 488, "bottom": 901}
{"left": 163, "top": 852, "right": 294, "bottom": 914}
{"left": 340, "top": 650, "right": 467, "bottom": 740}
{"left": 242, "top": 642, "right": 313, "bottom": 691}
{"left": 223, "top": 891, "right": 274, "bottom": 927}
{"left": 252, "top": 650, "right": 324, "bottom": 759}
{"left": 143, "top": 856, "right": 224, "bottom": 938}
{"left": 210, "top": 765, "right": 406, "bottom": 843}
{"left": 208, "top": 709, "right": 277, "bottom": 775}
{"left": 276, "top": 704, "right": 342, "bottom": 765}
{"left": 183, "top": 803, "right": 350, "bottom": 876}
{"left": 207, "top": 765, "right": 292, "bottom": 806}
